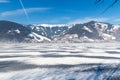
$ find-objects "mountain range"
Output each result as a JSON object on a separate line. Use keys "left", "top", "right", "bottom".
{"left": 0, "top": 20, "right": 120, "bottom": 43}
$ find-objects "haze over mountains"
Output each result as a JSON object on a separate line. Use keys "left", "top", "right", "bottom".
{"left": 0, "top": 20, "right": 120, "bottom": 43}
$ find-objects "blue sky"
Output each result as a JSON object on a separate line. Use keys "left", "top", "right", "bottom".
{"left": 0, "top": 0, "right": 120, "bottom": 24}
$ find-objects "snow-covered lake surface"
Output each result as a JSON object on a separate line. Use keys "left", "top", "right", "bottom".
{"left": 0, "top": 42, "right": 120, "bottom": 80}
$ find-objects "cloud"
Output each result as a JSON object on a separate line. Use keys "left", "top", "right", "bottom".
{"left": 68, "top": 17, "right": 110, "bottom": 24}
{"left": 0, "top": 8, "right": 50, "bottom": 17}
{"left": 0, "top": 0, "right": 9, "bottom": 3}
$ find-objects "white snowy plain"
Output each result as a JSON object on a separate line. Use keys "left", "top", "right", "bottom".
{"left": 0, "top": 42, "right": 120, "bottom": 80}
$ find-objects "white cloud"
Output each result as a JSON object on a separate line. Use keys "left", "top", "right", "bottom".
{"left": 0, "top": 0, "right": 9, "bottom": 3}
{"left": 68, "top": 17, "right": 110, "bottom": 24}
{"left": 0, "top": 8, "right": 50, "bottom": 17}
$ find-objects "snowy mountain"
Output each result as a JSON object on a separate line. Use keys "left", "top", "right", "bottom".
{"left": 0, "top": 20, "right": 120, "bottom": 42}
{"left": 29, "top": 21, "right": 120, "bottom": 42}
{"left": 27, "top": 24, "right": 72, "bottom": 39}
{"left": 0, "top": 21, "right": 50, "bottom": 42}
{"left": 62, "top": 21, "right": 118, "bottom": 42}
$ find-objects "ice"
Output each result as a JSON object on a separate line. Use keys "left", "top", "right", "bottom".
{"left": 0, "top": 42, "right": 120, "bottom": 80}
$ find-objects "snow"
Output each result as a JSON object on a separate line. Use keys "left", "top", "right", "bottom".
{"left": 0, "top": 43, "right": 120, "bottom": 80}
{"left": 7, "top": 29, "right": 21, "bottom": 34}
{"left": 14, "top": 29, "right": 21, "bottom": 34}
{"left": 113, "top": 25, "right": 120, "bottom": 30}
{"left": 101, "top": 33, "right": 116, "bottom": 40}
{"left": 28, "top": 32, "right": 51, "bottom": 42}
{"left": 33, "top": 24, "right": 69, "bottom": 27}
{"left": 95, "top": 23, "right": 108, "bottom": 31}
{"left": 83, "top": 26, "right": 93, "bottom": 32}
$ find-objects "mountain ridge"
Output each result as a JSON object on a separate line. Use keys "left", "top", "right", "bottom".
{"left": 0, "top": 20, "right": 120, "bottom": 42}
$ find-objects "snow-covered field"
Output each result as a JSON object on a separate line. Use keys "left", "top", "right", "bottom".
{"left": 0, "top": 42, "right": 120, "bottom": 80}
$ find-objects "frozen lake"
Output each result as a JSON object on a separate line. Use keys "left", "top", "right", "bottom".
{"left": 0, "top": 42, "right": 120, "bottom": 80}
